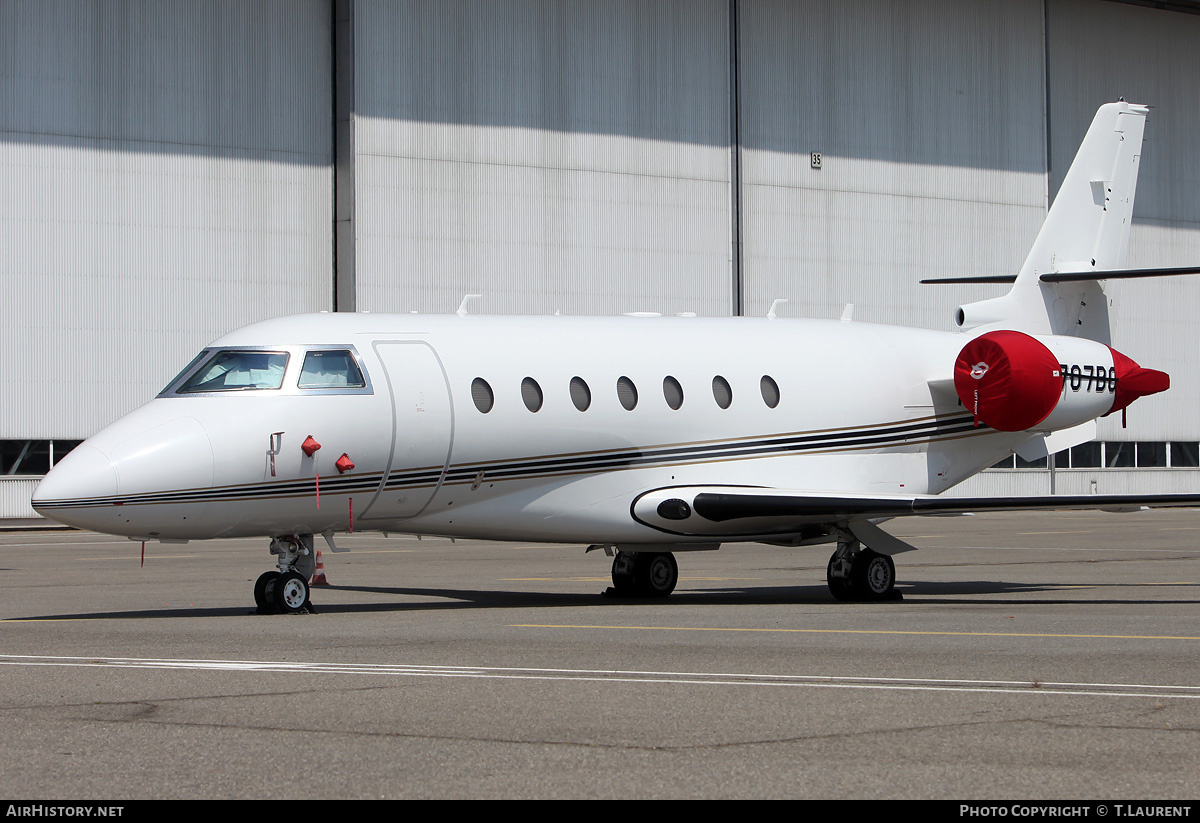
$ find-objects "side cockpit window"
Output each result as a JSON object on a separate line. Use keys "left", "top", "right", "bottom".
{"left": 298, "top": 350, "right": 366, "bottom": 389}
{"left": 177, "top": 351, "right": 289, "bottom": 393}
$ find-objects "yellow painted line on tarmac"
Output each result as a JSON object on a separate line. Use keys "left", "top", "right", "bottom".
{"left": 511, "top": 624, "right": 1200, "bottom": 641}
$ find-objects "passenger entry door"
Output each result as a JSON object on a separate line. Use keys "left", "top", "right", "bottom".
{"left": 359, "top": 341, "right": 453, "bottom": 522}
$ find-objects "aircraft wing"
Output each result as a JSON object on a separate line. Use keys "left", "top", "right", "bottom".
{"left": 632, "top": 486, "right": 1200, "bottom": 542}
{"left": 694, "top": 489, "right": 1200, "bottom": 519}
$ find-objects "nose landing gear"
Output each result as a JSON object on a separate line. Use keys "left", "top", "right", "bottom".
{"left": 254, "top": 535, "right": 317, "bottom": 614}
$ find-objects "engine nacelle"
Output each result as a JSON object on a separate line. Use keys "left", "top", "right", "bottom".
{"left": 955, "top": 295, "right": 1016, "bottom": 331}
{"left": 953, "top": 330, "right": 1168, "bottom": 432}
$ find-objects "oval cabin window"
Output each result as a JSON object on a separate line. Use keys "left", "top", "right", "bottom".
{"left": 616, "top": 376, "right": 638, "bottom": 411}
{"left": 663, "top": 376, "right": 684, "bottom": 410}
{"left": 760, "top": 375, "right": 780, "bottom": 409}
{"left": 712, "top": 375, "right": 733, "bottom": 409}
{"left": 569, "top": 376, "right": 591, "bottom": 411}
{"left": 471, "top": 378, "right": 494, "bottom": 413}
{"left": 521, "top": 377, "right": 544, "bottom": 412}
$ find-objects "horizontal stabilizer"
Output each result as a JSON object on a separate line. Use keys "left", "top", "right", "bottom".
{"left": 922, "top": 266, "right": 1200, "bottom": 286}
{"left": 920, "top": 275, "right": 1017, "bottom": 285}
{"left": 1039, "top": 266, "right": 1200, "bottom": 283}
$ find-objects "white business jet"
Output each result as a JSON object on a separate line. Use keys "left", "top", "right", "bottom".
{"left": 32, "top": 101, "right": 1200, "bottom": 613}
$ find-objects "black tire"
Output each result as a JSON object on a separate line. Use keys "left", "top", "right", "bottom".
{"left": 273, "top": 570, "right": 310, "bottom": 613}
{"left": 826, "top": 554, "right": 855, "bottom": 601}
{"left": 634, "top": 552, "right": 678, "bottom": 598}
{"left": 611, "top": 552, "right": 637, "bottom": 596}
{"left": 851, "top": 549, "right": 895, "bottom": 600}
{"left": 254, "top": 571, "right": 280, "bottom": 612}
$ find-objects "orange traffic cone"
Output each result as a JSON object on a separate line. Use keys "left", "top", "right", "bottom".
{"left": 311, "top": 547, "right": 328, "bottom": 586}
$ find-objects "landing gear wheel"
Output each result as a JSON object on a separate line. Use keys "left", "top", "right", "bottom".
{"left": 827, "top": 548, "right": 897, "bottom": 601}
{"left": 611, "top": 552, "right": 637, "bottom": 596}
{"left": 254, "top": 571, "right": 281, "bottom": 614}
{"left": 634, "top": 552, "right": 678, "bottom": 598}
{"left": 273, "top": 570, "right": 311, "bottom": 614}
{"left": 852, "top": 549, "right": 896, "bottom": 600}
{"left": 826, "top": 555, "right": 854, "bottom": 601}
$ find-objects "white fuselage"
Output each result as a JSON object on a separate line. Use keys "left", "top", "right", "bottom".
{"left": 33, "top": 312, "right": 1062, "bottom": 543}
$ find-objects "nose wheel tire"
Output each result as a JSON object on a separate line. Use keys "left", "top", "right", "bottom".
{"left": 254, "top": 571, "right": 280, "bottom": 613}
{"left": 274, "top": 571, "right": 311, "bottom": 614}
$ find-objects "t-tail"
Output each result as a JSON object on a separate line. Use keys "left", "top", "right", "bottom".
{"left": 924, "top": 101, "right": 1188, "bottom": 436}
{"left": 951, "top": 100, "right": 1151, "bottom": 343}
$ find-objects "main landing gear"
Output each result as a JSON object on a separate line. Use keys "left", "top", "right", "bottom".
{"left": 826, "top": 529, "right": 898, "bottom": 602}
{"left": 254, "top": 534, "right": 317, "bottom": 614}
{"left": 609, "top": 550, "right": 678, "bottom": 598}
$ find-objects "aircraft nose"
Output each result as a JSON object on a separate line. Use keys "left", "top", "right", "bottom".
{"left": 32, "top": 414, "right": 215, "bottom": 537}
{"left": 31, "top": 445, "right": 119, "bottom": 531}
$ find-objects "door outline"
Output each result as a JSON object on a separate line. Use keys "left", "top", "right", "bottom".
{"left": 359, "top": 340, "right": 455, "bottom": 521}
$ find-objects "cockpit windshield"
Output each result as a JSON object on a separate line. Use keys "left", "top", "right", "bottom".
{"left": 176, "top": 350, "right": 289, "bottom": 393}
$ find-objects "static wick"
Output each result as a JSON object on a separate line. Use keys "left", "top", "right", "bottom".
{"left": 141, "top": 540, "right": 145, "bottom": 568}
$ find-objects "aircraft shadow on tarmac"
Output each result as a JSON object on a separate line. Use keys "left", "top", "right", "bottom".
{"left": 8, "top": 578, "right": 1197, "bottom": 621}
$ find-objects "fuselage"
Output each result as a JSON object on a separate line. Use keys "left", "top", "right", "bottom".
{"left": 32, "top": 312, "right": 1046, "bottom": 543}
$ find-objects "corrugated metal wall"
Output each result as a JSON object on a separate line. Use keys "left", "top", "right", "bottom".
{"left": 738, "top": 0, "right": 1049, "bottom": 328}
{"left": 0, "top": 479, "right": 40, "bottom": 520}
{"left": 948, "top": 468, "right": 1200, "bottom": 498}
{"left": 4, "top": 0, "right": 1200, "bottom": 518}
{"left": 349, "top": 0, "right": 735, "bottom": 316}
{"left": 1045, "top": 0, "right": 1200, "bottom": 443}
{"left": 950, "top": 0, "right": 1200, "bottom": 496}
{"left": 0, "top": 0, "right": 333, "bottom": 439}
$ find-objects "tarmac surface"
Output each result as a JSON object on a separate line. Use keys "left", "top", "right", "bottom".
{"left": 1, "top": 509, "right": 1199, "bottom": 799}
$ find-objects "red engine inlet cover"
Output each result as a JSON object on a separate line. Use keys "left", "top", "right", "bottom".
{"left": 954, "top": 330, "right": 1063, "bottom": 431}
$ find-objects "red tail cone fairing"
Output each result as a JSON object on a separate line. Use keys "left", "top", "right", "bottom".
{"left": 954, "top": 330, "right": 1168, "bottom": 431}
{"left": 1106, "top": 347, "right": 1171, "bottom": 417}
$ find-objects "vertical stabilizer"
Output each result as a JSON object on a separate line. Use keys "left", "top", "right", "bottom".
{"left": 956, "top": 102, "right": 1148, "bottom": 342}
